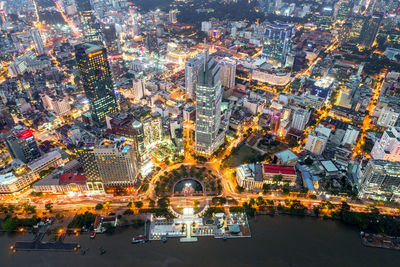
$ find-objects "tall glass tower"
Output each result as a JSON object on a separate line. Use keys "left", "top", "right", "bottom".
{"left": 76, "top": 0, "right": 103, "bottom": 43}
{"left": 195, "top": 53, "right": 225, "bottom": 156}
{"left": 75, "top": 43, "right": 118, "bottom": 127}
{"left": 262, "top": 21, "right": 294, "bottom": 67}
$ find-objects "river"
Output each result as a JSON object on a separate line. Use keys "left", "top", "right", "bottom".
{"left": 1, "top": 215, "right": 400, "bottom": 267}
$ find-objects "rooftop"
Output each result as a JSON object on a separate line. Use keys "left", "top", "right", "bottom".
{"left": 263, "top": 164, "right": 296, "bottom": 175}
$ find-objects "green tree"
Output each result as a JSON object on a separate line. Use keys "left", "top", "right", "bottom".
{"left": 2, "top": 217, "right": 18, "bottom": 232}
{"left": 45, "top": 203, "right": 53, "bottom": 213}
{"left": 157, "top": 197, "right": 170, "bottom": 209}
{"left": 95, "top": 203, "right": 104, "bottom": 210}
{"left": 134, "top": 201, "right": 143, "bottom": 209}
{"left": 256, "top": 196, "right": 265, "bottom": 206}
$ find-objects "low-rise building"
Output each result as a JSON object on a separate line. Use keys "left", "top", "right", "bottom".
{"left": 236, "top": 163, "right": 297, "bottom": 190}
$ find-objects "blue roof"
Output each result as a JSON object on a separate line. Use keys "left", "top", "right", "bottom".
{"left": 275, "top": 149, "right": 298, "bottom": 163}
{"left": 297, "top": 164, "right": 314, "bottom": 191}
{"left": 228, "top": 224, "right": 240, "bottom": 233}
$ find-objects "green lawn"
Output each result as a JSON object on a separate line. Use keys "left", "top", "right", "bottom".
{"left": 228, "top": 145, "right": 261, "bottom": 168}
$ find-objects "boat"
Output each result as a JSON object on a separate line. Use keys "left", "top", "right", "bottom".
{"left": 161, "top": 236, "right": 168, "bottom": 243}
{"left": 132, "top": 235, "right": 147, "bottom": 244}
{"left": 99, "top": 247, "right": 106, "bottom": 255}
{"left": 90, "top": 232, "right": 96, "bottom": 239}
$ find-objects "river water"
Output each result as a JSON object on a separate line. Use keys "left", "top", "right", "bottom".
{"left": 1, "top": 215, "right": 400, "bottom": 267}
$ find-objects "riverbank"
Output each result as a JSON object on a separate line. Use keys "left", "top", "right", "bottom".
{"left": 1, "top": 216, "right": 400, "bottom": 267}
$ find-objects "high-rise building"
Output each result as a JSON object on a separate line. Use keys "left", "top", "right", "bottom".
{"left": 358, "top": 160, "right": 400, "bottom": 201}
{"left": 377, "top": 106, "right": 400, "bottom": 128}
{"left": 142, "top": 112, "right": 162, "bottom": 147}
{"left": 79, "top": 140, "right": 139, "bottom": 191}
{"left": 132, "top": 78, "right": 146, "bottom": 100}
{"left": 359, "top": 15, "right": 382, "bottom": 48}
{"left": 371, "top": 127, "right": 400, "bottom": 162}
{"left": 75, "top": 43, "right": 118, "bottom": 127}
{"left": 341, "top": 125, "right": 360, "bottom": 147}
{"left": 349, "top": 16, "right": 366, "bottom": 43}
{"left": 262, "top": 21, "right": 294, "bottom": 66}
{"left": 185, "top": 52, "right": 204, "bottom": 100}
{"left": 168, "top": 9, "right": 177, "bottom": 24}
{"left": 76, "top": 0, "right": 102, "bottom": 43}
{"left": 102, "top": 24, "right": 119, "bottom": 52}
{"left": 106, "top": 113, "right": 147, "bottom": 163}
{"left": 30, "top": 29, "right": 45, "bottom": 55}
{"left": 334, "top": 0, "right": 352, "bottom": 22}
{"left": 218, "top": 58, "right": 236, "bottom": 89}
{"left": 314, "top": 6, "right": 334, "bottom": 29}
{"left": 291, "top": 108, "right": 310, "bottom": 131}
{"left": 195, "top": 53, "right": 225, "bottom": 156}
{"left": 0, "top": 104, "right": 15, "bottom": 129}
{"left": 1, "top": 126, "right": 41, "bottom": 164}
{"left": 51, "top": 96, "right": 71, "bottom": 116}
{"left": 304, "top": 131, "right": 328, "bottom": 155}
{"left": 338, "top": 22, "right": 352, "bottom": 44}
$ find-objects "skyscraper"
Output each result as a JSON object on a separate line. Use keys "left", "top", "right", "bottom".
{"left": 218, "top": 58, "right": 236, "bottom": 89}
{"left": 334, "top": 0, "right": 352, "bottom": 22}
{"left": 2, "top": 126, "right": 41, "bottom": 164}
{"left": 359, "top": 15, "right": 382, "bottom": 48}
{"left": 291, "top": 108, "right": 310, "bottom": 131}
{"left": 75, "top": 43, "right": 118, "bottom": 127}
{"left": 349, "top": 16, "right": 366, "bottom": 43}
{"left": 30, "top": 29, "right": 45, "bottom": 55}
{"left": 195, "top": 53, "right": 225, "bottom": 156}
{"left": 185, "top": 52, "right": 204, "bottom": 100}
{"left": 262, "top": 21, "right": 294, "bottom": 66}
{"left": 76, "top": 0, "right": 102, "bottom": 43}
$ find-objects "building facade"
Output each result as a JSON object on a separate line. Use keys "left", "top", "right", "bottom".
{"left": 75, "top": 43, "right": 118, "bottom": 127}
{"left": 371, "top": 127, "right": 400, "bottom": 162}
{"left": 185, "top": 52, "right": 204, "bottom": 100}
{"left": 262, "top": 22, "right": 294, "bottom": 66}
{"left": 76, "top": 0, "right": 103, "bottom": 43}
{"left": 2, "top": 126, "right": 40, "bottom": 164}
{"left": 195, "top": 54, "right": 225, "bottom": 156}
{"left": 358, "top": 160, "right": 400, "bottom": 201}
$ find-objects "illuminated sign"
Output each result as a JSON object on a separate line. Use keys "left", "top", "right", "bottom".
{"left": 88, "top": 51, "right": 102, "bottom": 58}
{"left": 19, "top": 129, "right": 33, "bottom": 139}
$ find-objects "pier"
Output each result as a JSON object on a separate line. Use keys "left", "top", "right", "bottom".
{"left": 13, "top": 232, "right": 79, "bottom": 252}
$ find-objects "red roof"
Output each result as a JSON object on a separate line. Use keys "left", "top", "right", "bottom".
{"left": 59, "top": 172, "right": 86, "bottom": 184}
{"left": 263, "top": 164, "right": 296, "bottom": 175}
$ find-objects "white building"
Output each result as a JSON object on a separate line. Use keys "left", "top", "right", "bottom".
{"left": 305, "top": 131, "right": 329, "bottom": 155}
{"left": 341, "top": 125, "right": 360, "bottom": 147}
{"left": 358, "top": 160, "right": 400, "bottom": 201}
{"left": 291, "top": 108, "right": 310, "bottom": 131}
{"left": 52, "top": 96, "right": 71, "bottom": 116}
{"left": 132, "top": 78, "right": 146, "bottom": 100}
{"left": 31, "top": 29, "right": 45, "bottom": 55}
{"left": 218, "top": 58, "right": 236, "bottom": 89}
{"left": 371, "top": 127, "right": 400, "bottom": 162}
{"left": 377, "top": 106, "right": 399, "bottom": 129}
{"left": 201, "top": 21, "right": 212, "bottom": 32}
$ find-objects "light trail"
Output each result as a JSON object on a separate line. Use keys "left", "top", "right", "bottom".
{"left": 53, "top": 0, "right": 81, "bottom": 38}
{"left": 352, "top": 74, "right": 385, "bottom": 159}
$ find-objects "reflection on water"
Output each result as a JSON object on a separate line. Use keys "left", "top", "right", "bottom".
{"left": 1, "top": 216, "right": 400, "bottom": 267}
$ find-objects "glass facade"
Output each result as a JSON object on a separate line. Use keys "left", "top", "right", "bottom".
{"left": 75, "top": 43, "right": 118, "bottom": 127}
{"left": 262, "top": 22, "right": 294, "bottom": 66}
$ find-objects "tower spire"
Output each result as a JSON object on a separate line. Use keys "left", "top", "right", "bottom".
{"left": 203, "top": 38, "right": 207, "bottom": 72}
